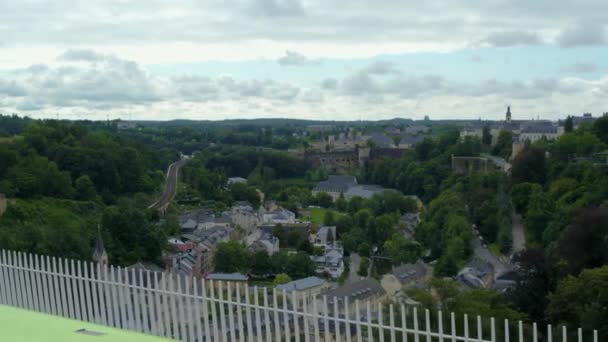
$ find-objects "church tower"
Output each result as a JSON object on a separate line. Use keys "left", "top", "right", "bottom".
{"left": 506, "top": 106, "right": 512, "bottom": 122}
{"left": 92, "top": 225, "right": 108, "bottom": 266}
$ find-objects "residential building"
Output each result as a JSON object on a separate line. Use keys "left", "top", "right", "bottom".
{"left": 245, "top": 228, "right": 280, "bottom": 256}
{"left": 344, "top": 184, "right": 393, "bottom": 200}
{"left": 230, "top": 202, "right": 260, "bottom": 234}
{"left": 206, "top": 273, "right": 249, "bottom": 293}
{"left": 381, "top": 262, "right": 429, "bottom": 297}
{"left": 262, "top": 207, "right": 297, "bottom": 225}
{"left": 312, "top": 175, "right": 358, "bottom": 201}
{"left": 397, "top": 135, "right": 424, "bottom": 149}
{"left": 192, "top": 226, "right": 233, "bottom": 249}
{"left": 311, "top": 226, "right": 336, "bottom": 248}
{"left": 405, "top": 125, "right": 429, "bottom": 135}
{"left": 369, "top": 132, "right": 394, "bottom": 148}
{"left": 456, "top": 258, "right": 494, "bottom": 289}
{"left": 321, "top": 278, "right": 387, "bottom": 316}
{"left": 518, "top": 123, "right": 563, "bottom": 143}
{"left": 276, "top": 276, "right": 328, "bottom": 302}
{"left": 311, "top": 244, "right": 345, "bottom": 279}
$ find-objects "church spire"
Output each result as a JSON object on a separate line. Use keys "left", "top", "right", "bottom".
{"left": 93, "top": 224, "right": 108, "bottom": 265}
{"left": 506, "top": 106, "right": 512, "bottom": 122}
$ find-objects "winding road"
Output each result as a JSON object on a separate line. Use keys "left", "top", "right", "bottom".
{"left": 149, "top": 158, "right": 188, "bottom": 211}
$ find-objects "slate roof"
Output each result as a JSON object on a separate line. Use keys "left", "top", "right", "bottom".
{"left": 392, "top": 263, "right": 427, "bottom": 284}
{"left": 276, "top": 276, "right": 325, "bottom": 292}
{"left": 324, "top": 278, "right": 386, "bottom": 304}
{"left": 370, "top": 132, "right": 394, "bottom": 148}
{"left": 207, "top": 273, "right": 249, "bottom": 281}
{"left": 344, "top": 185, "right": 389, "bottom": 199}
{"left": 313, "top": 175, "right": 358, "bottom": 193}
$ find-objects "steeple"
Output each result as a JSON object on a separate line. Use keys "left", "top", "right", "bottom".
{"left": 506, "top": 106, "right": 512, "bottom": 122}
{"left": 92, "top": 225, "right": 108, "bottom": 265}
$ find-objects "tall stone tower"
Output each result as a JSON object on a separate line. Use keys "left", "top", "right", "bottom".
{"left": 506, "top": 106, "right": 512, "bottom": 122}
{"left": 92, "top": 225, "right": 108, "bottom": 266}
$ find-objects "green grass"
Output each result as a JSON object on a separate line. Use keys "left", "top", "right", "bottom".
{"left": 304, "top": 208, "right": 346, "bottom": 224}
{"left": 0, "top": 305, "right": 173, "bottom": 342}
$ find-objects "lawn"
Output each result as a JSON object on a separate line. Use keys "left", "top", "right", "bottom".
{"left": 304, "top": 208, "right": 346, "bottom": 224}
{"left": 0, "top": 305, "right": 174, "bottom": 342}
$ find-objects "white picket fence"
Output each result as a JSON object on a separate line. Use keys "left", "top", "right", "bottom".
{"left": 0, "top": 249, "right": 599, "bottom": 342}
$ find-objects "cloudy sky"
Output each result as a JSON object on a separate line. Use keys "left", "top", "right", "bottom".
{"left": 1, "top": 0, "right": 607, "bottom": 121}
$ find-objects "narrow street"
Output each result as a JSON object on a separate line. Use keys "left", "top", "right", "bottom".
{"left": 511, "top": 210, "right": 525, "bottom": 254}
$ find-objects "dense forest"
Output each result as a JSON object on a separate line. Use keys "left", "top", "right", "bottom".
{"left": 0, "top": 116, "right": 178, "bottom": 264}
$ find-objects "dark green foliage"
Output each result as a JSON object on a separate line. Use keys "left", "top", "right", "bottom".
{"left": 564, "top": 116, "right": 573, "bottom": 133}
{"left": 482, "top": 125, "right": 492, "bottom": 145}
{"left": 101, "top": 200, "right": 164, "bottom": 265}
{"left": 492, "top": 130, "right": 513, "bottom": 159}
{"left": 358, "top": 256, "right": 370, "bottom": 276}
{"left": 511, "top": 146, "right": 546, "bottom": 184}
{"left": 213, "top": 241, "right": 251, "bottom": 273}
{"left": 547, "top": 266, "right": 608, "bottom": 340}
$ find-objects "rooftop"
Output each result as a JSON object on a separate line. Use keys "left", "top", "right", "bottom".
{"left": 276, "top": 276, "right": 325, "bottom": 292}
{"left": 324, "top": 278, "right": 385, "bottom": 304}
{"left": 206, "top": 273, "right": 249, "bottom": 281}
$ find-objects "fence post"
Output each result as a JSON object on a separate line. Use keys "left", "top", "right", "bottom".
{"left": 264, "top": 289, "right": 272, "bottom": 342}
{"left": 192, "top": 277, "right": 203, "bottom": 342}
{"left": 273, "top": 288, "right": 281, "bottom": 342}
{"left": 283, "top": 290, "right": 291, "bottom": 342}
{"left": 292, "top": 290, "right": 300, "bottom": 342}
{"left": 82, "top": 261, "right": 93, "bottom": 322}
{"left": 29, "top": 254, "right": 41, "bottom": 313}
{"left": 323, "top": 295, "right": 330, "bottom": 342}
{"left": 201, "top": 279, "right": 212, "bottom": 341}
{"left": 236, "top": 283, "right": 245, "bottom": 342}
{"left": 38, "top": 254, "right": 51, "bottom": 314}
{"left": 14, "top": 252, "right": 25, "bottom": 309}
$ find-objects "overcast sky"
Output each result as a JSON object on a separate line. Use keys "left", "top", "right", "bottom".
{"left": 1, "top": 0, "right": 607, "bottom": 121}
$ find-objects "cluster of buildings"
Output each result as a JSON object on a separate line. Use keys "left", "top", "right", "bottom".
{"left": 459, "top": 108, "right": 602, "bottom": 161}
{"left": 304, "top": 125, "right": 430, "bottom": 172}
{"left": 168, "top": 201, "right": 307, "bottom": 278}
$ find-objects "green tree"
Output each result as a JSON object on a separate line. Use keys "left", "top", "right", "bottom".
{"left": 75, "top": 175, "right": 97, "bottom": 201}
{"left": 525, "top": 189, "right": 553, "bottom": 244}
{"left": 251, "top": 250, "right": 272, "bottom": 276}
{"left": 492, "top": 130, "right": 513, "bottom": 159}
{"left": 358, "top": 256, "right": 370, "bottom": 277}
{"left": 511, "top": 146, "right": 546, "bottom": 184}
{"left": 323, "top": 210, "right": 335, "bottom": 225}
{"left": 482, "top": 125, "right": 492, "bottom": 145}
{"left": 271, "top": 273, "right": 291, "bottom": 287}
{"left": 383, "top": 233, "right": 421, "bottom": 265}
{"left": 286, "top": 252, "right": 315, "bottom": 279}
{"left": 547, "top": 266, "right": 608, "bottom": 340}
{"left": 564, "top": 116, "right": 574, "bottom": 133}
{"left": 213, "top": 241, "right": 251, "bottom": 273}
{"left": 593, "top": 115, "right": 608, "bottom": 144}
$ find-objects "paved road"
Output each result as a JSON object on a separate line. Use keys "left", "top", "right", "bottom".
{"left": 344, "top": 252, "right": 364, "bottom": 285}
{"left": 511, "top": 211, "right": 525, "bottom": 254}
{"left": 149, "top": 159, "right": 188, "bottom": 211}
{"left": 473, "top": 231, "right": 510, "bottom": 277}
